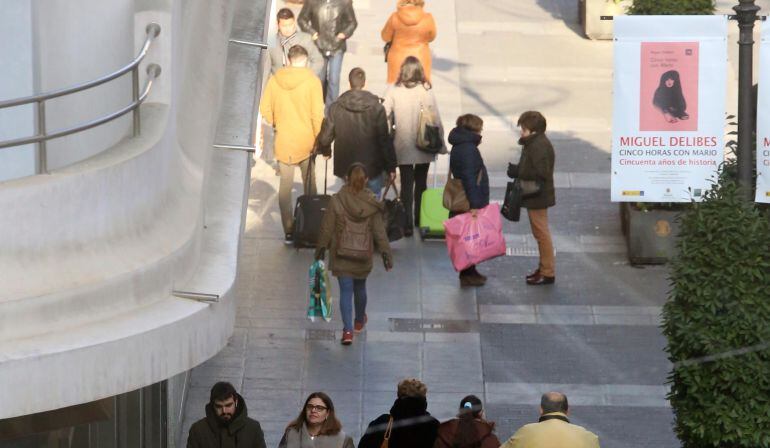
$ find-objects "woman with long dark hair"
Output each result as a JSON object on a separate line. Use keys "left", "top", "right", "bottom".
{"left": 279, "top": 392, "right": 355, "bottom": 448}
{"left": 434, "top": 395, "right": 499, "bottom": 448}
{"left": 652, "top": 70, "right": 689, "bottom": 123}
{"left": 383, "top": 56, "right": 446, "bottom": 237}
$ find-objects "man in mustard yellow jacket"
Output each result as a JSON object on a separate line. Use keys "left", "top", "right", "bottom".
{"left": 500, "top": 392, "right": 600, "bottom": 448}
{"left": 259, "top": 45, "right": 325, "bottom": 242}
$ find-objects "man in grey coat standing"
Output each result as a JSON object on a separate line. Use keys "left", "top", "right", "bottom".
{"left": 269, "top": 8, "right": 324, "bottom": 78}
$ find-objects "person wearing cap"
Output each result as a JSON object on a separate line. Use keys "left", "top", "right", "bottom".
{"left": 500, "top": 392, "right": 600, "bottom": 448}
{"left": 434, "top": 395, "right": 500, "bottom": 448}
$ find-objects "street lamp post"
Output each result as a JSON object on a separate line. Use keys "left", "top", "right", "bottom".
{"left": 734, "top": 0, "right": 761, "bottom": 199}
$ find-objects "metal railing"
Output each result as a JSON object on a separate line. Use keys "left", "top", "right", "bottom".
{"left": 0, "top": 23, "right": 162, "bottom": 174}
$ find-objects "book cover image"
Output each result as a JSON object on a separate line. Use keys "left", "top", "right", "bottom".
{"left": 639, "top": 42, "right": 699, "bottom": 131}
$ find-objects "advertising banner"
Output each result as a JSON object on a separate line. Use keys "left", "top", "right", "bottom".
{"left": 756, "top": 23, "right": 770, "bottom": 203}
{"left": 612, "top": 16, "right": 728, "bottom": 202}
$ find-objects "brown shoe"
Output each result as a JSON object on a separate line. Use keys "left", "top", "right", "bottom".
{"left": 341, "top": 331, "right": 353, "bottom": 345}
{"left": 526, "top": 269, "right": 540, "bottom": 280}
{"left": 526, "top": 274, "right": 555, "bottom": 285}
{"left": 460, "top": 274, "right": 486, "bottom": 287}
{"left": 354, "top": 314, "right": 368, "bottom": 333}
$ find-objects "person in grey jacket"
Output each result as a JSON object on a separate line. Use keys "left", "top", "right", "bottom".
{"left": 279, "top": 392, "right": 355, "bottom": 448}
{"left": 269, "top": 8, "right": 324, "bottom": 78}
{"left": 383, "top": 56, "right": 446, "bottom": 236}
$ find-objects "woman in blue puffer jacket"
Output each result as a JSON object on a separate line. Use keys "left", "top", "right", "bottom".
{"left": 448, "top": 114, "right": 490, "bottom": 287}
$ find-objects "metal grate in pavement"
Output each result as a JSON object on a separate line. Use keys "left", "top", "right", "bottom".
{"left": 390, "top": 318, "right": 478, "bottom": 333}
{"left": 506, "top": 247, "right": 540, "bottom": 257}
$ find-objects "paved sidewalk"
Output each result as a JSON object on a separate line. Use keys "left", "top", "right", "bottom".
{"left": 177, "top": 1, "right": 770, "bottom": 447}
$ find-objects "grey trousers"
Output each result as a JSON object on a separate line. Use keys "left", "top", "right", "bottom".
{"left": 278, "top": 158, "right": 316, "bottom": 234}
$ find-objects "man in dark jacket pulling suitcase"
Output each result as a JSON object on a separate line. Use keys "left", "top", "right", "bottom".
{"left": 315, "top": 67, "right": 397, "bottom": 197}
{"left": 187, "top": 382, "right": 266, "bottom": 448}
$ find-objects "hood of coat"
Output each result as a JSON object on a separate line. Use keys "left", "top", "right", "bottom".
{"left": 396, "top": 5, "right": 426, "bottom": 26}
{"left": 205, "top": 393, "right": 249, "bottom": 434}
{"left": 273, "top": 66, "right": 317, "bottom": 90}
{"left": 518, "top": 132, "right": 544, "bottom": 147}
{"left": 337, "top": 185, "right": 384, "bottom": 219}
{"left": 448, "top": 126, "right": 482, "bottom": 146}
{"left": 390, "top": 396, "right": 429, "bottom": 419}
{"left": 336, "top": 89, "right": 381, "bottom": 113}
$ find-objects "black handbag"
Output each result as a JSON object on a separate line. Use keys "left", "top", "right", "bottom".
{"left": 382, "top": 180, "right": 407, "bottom": 242}
{"left": 501, "top": 180, "right": 523, "bottom": 222}
{"left": 384, "top": 42, "right": 392, "bottom": 63}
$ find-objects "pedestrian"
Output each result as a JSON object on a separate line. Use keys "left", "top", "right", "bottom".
{"left": 186, "top": 382, "right": 266, "bottom": 448}
{"left": 269, "top": 8, "right": 324, "bottom": 78}
{"left": 278, "top": 392, "right": 355, "bottom": 448}
{"left": 448, "top": 114, "right": 490, "bottom": 287}
{"left": 499, "top": 392, "right": 599, "bottom": 448}
{"left": 381, "top": 0, "right": 437, "bottom": 85}
{"left": 358, "top": 378, "right": 439, "bottom": 448}
{"left": 315, "top": 67, "right": 397, "bottom": 198}
{"left": 315, "top": 163, "right": 393, "bottom": 345}
{"left": 383, "top": 56, "right": 446, "bottom": 237}
{"left": 434, "top": 395, "right": 500, "bottom": 448}
{"left": 259, "top": 44, "right": 325, "bottom": 244}
{"left": 298, "top": 0, "right": 358, "bottom": 108}
{"left": 507, "top": 111, "right": 556, "bottom": 285}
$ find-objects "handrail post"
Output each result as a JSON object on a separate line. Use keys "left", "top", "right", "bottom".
{"left": 36, "top": 100, "right": 47, "bottom": 174}
{"left": 132, "top": 66, "right": 140, "bottom": 137}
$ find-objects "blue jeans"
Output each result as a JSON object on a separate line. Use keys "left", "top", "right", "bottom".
{"left": 367, "top": 173, "right": 384, "bottom": 199}
{"left": 322, "top": 51, "right": 345, "bottom": 109}
{"left": 338, "top": 277, "right": 367, "bottom": 332}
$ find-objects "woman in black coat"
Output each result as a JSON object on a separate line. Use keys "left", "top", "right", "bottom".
{"left": 448, "top": 114, "right": 490, "bottom": 287}
{"left": 508, "top": 111, "right": 556, "bottom": 286}
{"left": 358, "top": 379, "right": 439, "bottom": 448}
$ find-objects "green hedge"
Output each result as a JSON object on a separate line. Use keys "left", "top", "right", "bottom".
{"left": 629, "top": 0, "right": 715, "bottom": 15}
{"left": 664, "top": 165, "right": 770, "bottom": 447}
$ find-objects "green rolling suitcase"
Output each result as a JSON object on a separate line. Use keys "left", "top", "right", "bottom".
{"left": 419, "top": 160, "right": 449, "bottom": 240}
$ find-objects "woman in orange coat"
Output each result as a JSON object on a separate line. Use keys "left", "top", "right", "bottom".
{"left": 381, "top": 0, "right": 437, "bottom": 84}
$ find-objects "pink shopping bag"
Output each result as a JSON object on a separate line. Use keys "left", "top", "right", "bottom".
{"left": 443, "top": 203, "right": 507, "bottom": 272}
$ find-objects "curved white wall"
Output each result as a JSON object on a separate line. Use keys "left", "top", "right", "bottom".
{"left": 32, "top": 0, "right": 135, "bottom": 170}
{"left": 0, "top": 0, "right": 253, "bottom": 419}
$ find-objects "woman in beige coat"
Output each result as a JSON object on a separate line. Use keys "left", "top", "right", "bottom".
{"left": 381, "top": 0, "right": 437, "bottom": 84}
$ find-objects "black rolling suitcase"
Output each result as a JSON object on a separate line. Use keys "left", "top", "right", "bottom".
{"left": 293, "top": 157, "right": 330, "bottom": 248}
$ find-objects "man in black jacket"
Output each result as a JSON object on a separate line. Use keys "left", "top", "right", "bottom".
{"left": 298, "top": 0, "right": 357, "bottom": 108}
{"left": 316, "top": 67, "right": 396, "bottom": 197}
{"left": 187, "top": 382, "right": 266, "bottom": 448}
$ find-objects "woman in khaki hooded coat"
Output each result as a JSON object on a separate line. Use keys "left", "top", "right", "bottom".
{"left": 381, "top": 0, "right": 437, "bottom": 84}
{"left": 315, "top": 164, "right": 393, "bottom": 345}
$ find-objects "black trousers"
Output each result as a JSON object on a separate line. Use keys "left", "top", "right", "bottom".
{"left": 398, "top": 163, "right": 430, "bottom": 228}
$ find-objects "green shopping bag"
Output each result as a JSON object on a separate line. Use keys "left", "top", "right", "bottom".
{"left": 308, "top": 260, "right": 333, "bottom": 322}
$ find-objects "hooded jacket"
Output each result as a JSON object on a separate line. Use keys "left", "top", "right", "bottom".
{"left": 259, "top": 66, "right": 325, "bottom": 165}
{"left": 449, "top": 127, "right": 490, "bottom": 210}
{"left": 269, "top": 29, "right": 324, "bottom": 78}
{"left": 381, "top": 5, "right": 437, "bottom": 84}
{"left": 298, "top": 0, "right": 358, "bottom": 55}
{"left": 434, "top": 418, "right": 500, "bottom": 448}
{"left": 315, "top": 185, "right": 392, "bottom": 279}
{"left": 359, "top": 396, "right": 440, "bottom": 448}
{"left": 187, "top": 394, "right": 266, "bottom": 448}
{"left": 507, "top": 133, "right": 555, "bottom": 210}
{"left": 316, "top": 89, "right": 397, "bottom": 179}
